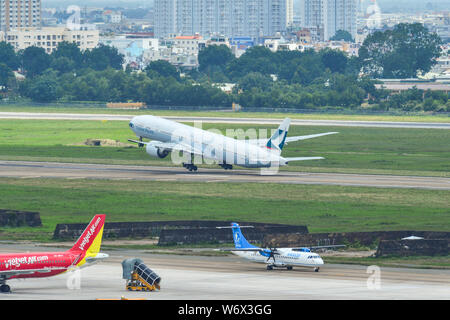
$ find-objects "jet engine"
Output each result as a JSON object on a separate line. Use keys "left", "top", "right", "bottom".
{"left": 146, "top": 144, "right": 170, "bottom": 159}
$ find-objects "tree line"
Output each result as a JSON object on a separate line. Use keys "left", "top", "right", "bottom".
{"left": 0, "top": 41, "right": 231, "bottom": 106}
{"left": 0, "top": 23, "right": 448, "bottom": 112}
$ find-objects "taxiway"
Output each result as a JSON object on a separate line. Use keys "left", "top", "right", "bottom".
{"left": 0, "top": 244, "right": 448, "bottom": 300}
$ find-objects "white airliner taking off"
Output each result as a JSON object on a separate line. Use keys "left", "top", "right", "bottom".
{"left": 219, "top": 223, "right": 344, "bottom": 271}
{"left": 128, "top": 115, "right": 338, "bottom": 171}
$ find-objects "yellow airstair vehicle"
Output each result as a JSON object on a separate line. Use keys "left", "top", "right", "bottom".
{"left": 122, "top": 258, "right": 161, "bottom": 292}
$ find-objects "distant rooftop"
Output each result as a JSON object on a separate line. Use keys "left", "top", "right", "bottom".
{"left": 174, "top": 35, "right": 202, "bottom": 40}
{"left": 375, "top": 82, "right": 450, "bottom": 91}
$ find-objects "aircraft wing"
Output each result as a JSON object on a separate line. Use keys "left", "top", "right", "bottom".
{"left": 291, "top": 245, "right": 346, "bottom": 252}
{"left": 309, "top": 245, "right": 346, "bottom": 251}
{"left": 128, "top": 140, "right": 204, "bottom": 157}
{"left": 218, "top": 248, "right": 281, "bottom": 255}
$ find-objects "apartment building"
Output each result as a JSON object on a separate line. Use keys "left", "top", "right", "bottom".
{"left": 0, "top": 0, "right": 41, "bottom": 31}
{"left": 298, "top": 0, "right": 357, "bottom": 41}
{"left": 4, "top": 27, "right": 99, "bottom": 53}
{"left": 154, "top": 0, "right": 288, "bottom": 40}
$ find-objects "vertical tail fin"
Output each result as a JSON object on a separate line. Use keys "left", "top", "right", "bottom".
{"left": 231, "top": 223, "right": 257, "bottom": 249}
{"left": 266, "top": 118, "right": 290, "bottom": 154}
{"left": 69, "top": 214, "right": 106, "bottom": 256}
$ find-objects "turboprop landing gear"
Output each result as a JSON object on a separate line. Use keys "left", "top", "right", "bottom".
{"left": 314, "top": 267, "right": 320, "bottom": 272}
{"left": 0, "top": 284, "right": 10, "bottom": 293}
{"left": 266, "top": 265, "right": 273, "bottom": 270}
{"left": 220, "top": 163, "right": 233, "bottom": 170}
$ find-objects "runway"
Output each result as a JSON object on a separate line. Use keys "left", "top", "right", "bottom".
{"left": 1, "top": 112, "right": 449, "bottom": 129}
{"left": 0, "top": 160, "right": 449, "bottom": 190}
{"left": 0, "top": 244, "right": 448, "bottom": 300}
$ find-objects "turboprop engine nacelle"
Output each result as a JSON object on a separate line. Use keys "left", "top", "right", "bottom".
{"left": 146, "top": 143, "right": 170, "bottom": 159}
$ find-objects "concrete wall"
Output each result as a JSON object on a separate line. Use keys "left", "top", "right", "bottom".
{"left": 376, "top": 239, "right": 449, "bottom": 257}
{"left": 158, "top": 225, "right": 309, "bottom": 245}
{"left": 53, "top": 220, "right": 309, "bottom": 242}
{"left": 263, "top": 231, "right": 450, "bottom": 248}
{"left": 0, "top": 209, "right": 42, "bottom": 227}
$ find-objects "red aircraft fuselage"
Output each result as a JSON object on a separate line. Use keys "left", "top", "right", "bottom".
{"left": 0, "top": 214, "right": 107, "bottom": 292}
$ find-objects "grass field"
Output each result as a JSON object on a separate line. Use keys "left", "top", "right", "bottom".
{"left": 0, "top": 119, "right": 449, "bottom": 176}
{"left": 0, "top": 177, "right": 448, "bottom": 241}
{"left": 1, "top": 104, "right": 449, "bottom": 122}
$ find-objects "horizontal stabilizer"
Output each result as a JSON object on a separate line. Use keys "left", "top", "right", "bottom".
{"left": 285, "top": 132, "right": 339, "bottom": 144}
{"left": 284, "top": 157, "right": 324, "bottom": 163}
{"left": 247, "top": 132, "right": 338, "bottom": 147}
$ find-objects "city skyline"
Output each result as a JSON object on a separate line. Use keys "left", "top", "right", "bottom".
{"left": 154, "top": 0, "right": 289, "bottom": 39}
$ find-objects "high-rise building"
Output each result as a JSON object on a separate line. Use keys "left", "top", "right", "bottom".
{"left": 154, "top": 0, "right": 177, "bottom": 38}
{"left": 154, "top": 0, "right": 288, "bottom": 40}
{"left": 298, "top": 0, "right": 357, "bottom": 41}
{"left": 286, "top": 0, "right": 294, "bottom": 27}
{"left": 0, "top": 0, "right": 41, "bottom": 31}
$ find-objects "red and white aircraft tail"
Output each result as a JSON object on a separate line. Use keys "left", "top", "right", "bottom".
{"left": 0, "top": 214, "right": 108, "bottom": 293}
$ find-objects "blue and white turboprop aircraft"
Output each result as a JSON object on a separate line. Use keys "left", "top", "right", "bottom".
{"left": 218, "top": 223, "right": 345, "bottom": 272}
{"left": 128, "top": 115, "right": 338, "bottom": 172}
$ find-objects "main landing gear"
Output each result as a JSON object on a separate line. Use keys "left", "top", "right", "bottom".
{"left": 182, "top": 153, "right": 198, "bottom": 172}
{"left": 266, "top": 265, "right": 293, "bottom": 271}
{"left": 314, "top": 267, "right": 320, "bottom": 272}
{"left": 182, "top": 163, "right": 198, "bottom": 172}
{"left": 219, "top": 163, "right": 233, "bottom": 170}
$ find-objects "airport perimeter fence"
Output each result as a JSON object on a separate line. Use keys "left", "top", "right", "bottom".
{"left": 1, "top": 100, "right": 449, "bottom": 116}
{"left": 0, "top": 100, "right": 108, "bottom": 109}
